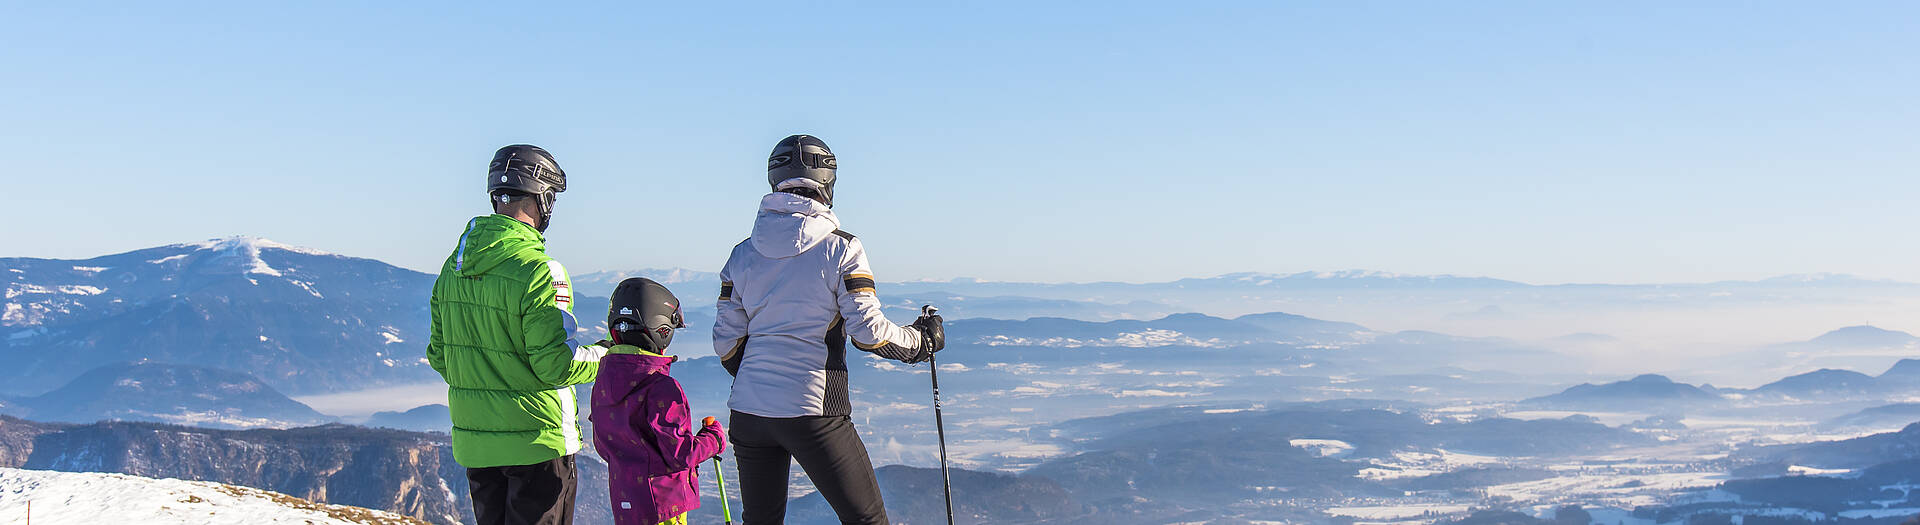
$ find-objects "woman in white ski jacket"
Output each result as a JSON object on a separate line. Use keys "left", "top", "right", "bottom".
{"left": 713, "top": 134, "right": 943, "bottom": 525}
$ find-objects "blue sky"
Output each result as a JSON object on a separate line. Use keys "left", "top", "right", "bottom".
{"left": 5, "top": 2, "right": 1916, "bottom": 284}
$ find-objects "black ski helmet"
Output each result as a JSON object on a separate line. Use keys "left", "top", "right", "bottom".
{"left": 607, "top": 277, "right": 685, "bottom": 352}
{"left": 487, "top": 144, "right": 567, "bottom": 232}
{"left": 766, "top": 134, "right": 836, "bottom": 207}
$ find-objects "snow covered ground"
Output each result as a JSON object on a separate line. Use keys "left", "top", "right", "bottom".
{"left": 1357, "top": 449, "right": 1504, "bottom": 481}
{"left": 1326, "top": 504, "right": 1473, "bottom": 521}
{"left": 0, "top": 468, "right": 423, "bottom": 525}
{"left": 1291, "top": 438, "right": 1357, "bottom": 459}
{"left": 1483, "top": 467, "right": 1729, "bottom": 509}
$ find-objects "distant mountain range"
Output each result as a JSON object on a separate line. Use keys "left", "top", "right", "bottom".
{"left": 1805, "top": 325, "right": 1920, "bottom": 348}
{"left": 0, "top": 237, "right": 650, "bottom": 398}
{"left": 1, "top": 237, "right": 439, "bottom": 396}
{"left": 364, "top": 404, "right": 450, "bottom": 433}
{"left": 950, "top": 312, "right": 1374, "bottom": 348}
{"left": 1524, "top": 351, "right": 1920, "bottom": 412}
{"left": 9, "top": 238, "right": 1920, "bottom": 424}
{"left": 1522, "top": 374, "right": 1724, "bottom": 410}
{"left": 877, "top": 293, "right": 1176, "bottom": 323}
{"left": 0, "top": 362, "right": 332, "bottom": 428}
{"left": 1746, "top": 422, "right": 1920, "bottom": 471}
{"left": 577, "top": 267, "right": 1919, "bottom": 292}
{"left": 574, "top": 266, "right": 1920, "bottom": 324}
{"left": 572, "top": 268, "right": 719, "bottom": 289}
{"left": 874, "top": 270, "right": 1920, "bottom": 297}
{"left": 1827, "top": 403, "right": 1920, "bottom": 430}
{"left": 1739, "top": 356, "right": 1920, "bottom": 401}
{"left": 1751, "top": 368, "right": 1883, "bottom": 399}
{"left": 9, "top": 238, "right": 1913, "bottom": 390}
{"left": 1729, "top": 325, "right": 1920, "bottom": 380}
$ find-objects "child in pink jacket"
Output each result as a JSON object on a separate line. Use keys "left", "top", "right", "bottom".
{"left": 591, "top": 278, "right": 725, "bottom": 525}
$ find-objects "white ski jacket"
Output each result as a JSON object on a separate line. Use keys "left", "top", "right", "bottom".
{"left": 714, "top": 192, "right": 927, "bottom": 418}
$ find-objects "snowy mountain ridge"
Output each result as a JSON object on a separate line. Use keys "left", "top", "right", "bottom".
{"left": 4, "top": 235, "right": 366, "bottom": 328}
{"left": 168, "top": 236, "right": 333, "bottom": 276}
{"left": 1, "top": 236, "right": 441, "bottom": 395}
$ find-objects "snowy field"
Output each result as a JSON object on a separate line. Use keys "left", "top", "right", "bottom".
{"left": 1326, "top": 504, "right": 1474, "bottom": 521}
{"left": 1483, "top": 468, "right": 1729, "bottom": 509}
{"left": 0, "top": 468, "right": 425, "bottom": 524}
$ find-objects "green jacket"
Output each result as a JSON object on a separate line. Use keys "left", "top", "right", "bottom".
{"left": 426, "top": 214, "right": 606, "bottom": 468}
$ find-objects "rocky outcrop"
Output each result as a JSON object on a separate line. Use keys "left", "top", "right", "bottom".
{"left": 0, "top": 416, "right": 66, "bottom": 467}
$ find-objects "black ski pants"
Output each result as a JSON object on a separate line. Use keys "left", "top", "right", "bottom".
{"left": 467, "top": 454, "right": 578, "bottom": 525}
{"left": 730, "top": 411, "right": 888, "bottom": 525}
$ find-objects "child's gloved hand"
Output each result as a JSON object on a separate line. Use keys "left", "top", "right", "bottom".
{"left": 702, "top": 416, "right": 728, "bottom": 453}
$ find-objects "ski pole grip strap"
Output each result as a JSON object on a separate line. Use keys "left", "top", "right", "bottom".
{"left": 913, "top": 329, "right": 935, "bottom": 363}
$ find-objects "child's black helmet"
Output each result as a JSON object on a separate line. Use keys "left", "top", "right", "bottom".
{"left": 608, "top": 277, "right": 685, "bottom": 352}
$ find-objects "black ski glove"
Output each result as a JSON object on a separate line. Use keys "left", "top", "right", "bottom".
{"left": 912, "top": 314, "right": 945, "bottom": 361}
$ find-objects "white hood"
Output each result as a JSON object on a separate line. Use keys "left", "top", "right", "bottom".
{"left": 750, "top": 192, "right": 840, "bottom": 259}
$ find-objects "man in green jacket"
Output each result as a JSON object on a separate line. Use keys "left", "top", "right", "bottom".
{"left": 427, "top": 144, "right": 608, "bottom": 525}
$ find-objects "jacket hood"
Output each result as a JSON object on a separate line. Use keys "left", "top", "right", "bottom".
{"left": 750, "top": 192, "right": 840, "bottom": 259}
{"left": 451, "top": 214, "right": 546, "bottom": 277}
{"left": 593, "top": 345, "right": 676, "bottom": 405}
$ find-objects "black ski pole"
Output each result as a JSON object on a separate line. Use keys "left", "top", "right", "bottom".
{"left": 922, "top": 305, "right": 955, "bottom": 525}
